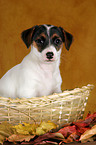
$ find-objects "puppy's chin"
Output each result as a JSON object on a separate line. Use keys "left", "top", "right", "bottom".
{"left": 44, "top": 58, "right": 57, "bottom": 63}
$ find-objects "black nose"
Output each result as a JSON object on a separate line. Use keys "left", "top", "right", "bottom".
{"left": 46, "top": 52, "right": 54, "bottom": 59}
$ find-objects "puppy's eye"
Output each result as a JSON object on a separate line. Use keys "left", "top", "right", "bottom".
{"left": 36, "top": 39, "right": 44, "bottom": 44}
{"left": 35, "top": 36, "right": 46, "bottom": 46}
{"left": 54, "top": 38, "right": 62, "bottom": 45}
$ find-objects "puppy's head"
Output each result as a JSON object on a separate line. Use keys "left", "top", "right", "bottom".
{"left": 21, "top": 24, "right": 73, "bottom": 62}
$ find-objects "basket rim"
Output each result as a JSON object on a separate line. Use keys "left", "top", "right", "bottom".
{"left": 0, "top": 84, "right": 94, "bottom": 125}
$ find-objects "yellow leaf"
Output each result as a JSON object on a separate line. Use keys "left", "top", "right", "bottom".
{"left": 23, "top": 123, "right": 38, "bottom": 134}
{"left": 0, "top": 122, "right": 15, "bottom": 136}
{"left": 54, "top": 133, "right": 64, "bottom": 139}
{"left": 40, "top": 121, "right": 57, "bottom": 132}
{"left": 0, "top": 135, "right": 5, "bottom": 145}
{"left": 35, "top": 121, "right": 57, "bottom": 136}
{"left": 13, "top": 124, "right": 30, "bottom": 135}
{"left": 13, "top": 123, "right": 38, "bottom": 135}
{"left": 0, "top": 122, "right": 15, "bottom": 144}
{"left": 13, "top": 121, "right": 57, "bottom": 136}
{"left": 36, "top": 127, "right": 46, "bottom": 135}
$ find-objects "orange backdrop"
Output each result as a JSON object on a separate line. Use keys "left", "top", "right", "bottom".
{"left": 0, "top": 0, "right": 96, "bottom": 116}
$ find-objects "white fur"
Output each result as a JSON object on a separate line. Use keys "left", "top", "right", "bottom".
{"left": 0, "top": 44, "right": 62, "bottom": 98}
{"left": 43, "top": 24, "right": 53, "bottom": 36}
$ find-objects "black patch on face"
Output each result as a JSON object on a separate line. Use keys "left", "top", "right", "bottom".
{"left": 50, "top": 27, "right": 63, "bottom": 51}
{"left": 35, "top": 35, "right": 49, "bottom": 52}
{"left": 46, "top": 24, "right": 52, "bottom": 27}
{"left": 50, "top": 27, "right": 64, "bottom": 39}
{"left": 21, "top": 24, "right": 73, "bottom": 51}
{"left": 33, "top": 26, "right": 49, "bottom": 52}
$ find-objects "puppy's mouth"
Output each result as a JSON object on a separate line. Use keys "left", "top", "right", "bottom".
{"left": 45, "top": 59, "right": 54, "bottom": 62}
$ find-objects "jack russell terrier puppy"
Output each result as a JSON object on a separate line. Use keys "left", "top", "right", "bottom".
{"left": 0, "top": 24, "right": 73, "bottom": 98}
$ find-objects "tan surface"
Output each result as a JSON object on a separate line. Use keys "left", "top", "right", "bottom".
{"left": 0, "top": 0, "right": 96, "bottom": 116}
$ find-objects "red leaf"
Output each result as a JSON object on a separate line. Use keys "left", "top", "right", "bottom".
{"left": 78, "top": 127, "right": 91, "bottom": 134}
{"left": 62, "top": 123, "right": 71, "bottom": 127}
{"left": 69, "top": 131, "right": 80, "bottom": 141}
{"left": 33, "top": 140, "right": 58, "bottom": 145}
{"left": 86, "top": 112, "right": 91, "bottom": 117}
{"left": 73, "top": 122, "right": 88, "bottom": 128}
{"left": 85, "top": 112, "right": 96, "bottom": 121}
{"left": 30, "top": 132, "right": 63, "bottom": 145}
{"left": 58, "top": 125, "right": 76, "bottom": 137}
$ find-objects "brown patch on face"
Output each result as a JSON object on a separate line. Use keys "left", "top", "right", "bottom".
{"left": 56, "top": 43, "right": 63, "bottom": 51}
{"left": 33, "top": 41, "right": 42, "bottom": 52}
{"left": 33, "top": 41, "right": 38, "bottom": 48}
{"left": 51, "top": 33, "right": 61, "bottom": 39}
{"left": 36, "top": 33, "right": 46, "bottom": 40}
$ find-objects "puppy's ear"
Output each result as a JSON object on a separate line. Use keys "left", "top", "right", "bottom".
{"left": 21, "top": 25, "right": 39, "bottom": 48}
{"left": 59, "top": 27, "right": 73, "bottom": 51}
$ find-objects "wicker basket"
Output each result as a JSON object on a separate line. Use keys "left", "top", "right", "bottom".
{"left": 0, "top": 84, "right": 94, "bottom": 125}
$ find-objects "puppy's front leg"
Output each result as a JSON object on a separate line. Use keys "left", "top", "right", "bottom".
{"left": 53, "top": 85, "right": 62, "bottom": 94}
{"left": 17, "top": 87, "right": 38, "bottom": 98}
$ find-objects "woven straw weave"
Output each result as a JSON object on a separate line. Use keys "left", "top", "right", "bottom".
{"left": 0, "top": 84, "right": 94, "bottom": 125}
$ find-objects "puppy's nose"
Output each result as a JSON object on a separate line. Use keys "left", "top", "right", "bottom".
{"left": 46, "top": 52, "right": 54, "bottom": 59}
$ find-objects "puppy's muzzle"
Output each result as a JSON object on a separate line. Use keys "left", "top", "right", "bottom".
{"left": 46, "top": 52, "right": 54, "bottom": 60}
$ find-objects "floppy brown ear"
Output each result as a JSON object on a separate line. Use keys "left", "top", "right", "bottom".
{"left": 59, "top": 27, "right": 73, "bottom": 50}
{"left": 21, "top": 25, "right": 39, "bottom": 48}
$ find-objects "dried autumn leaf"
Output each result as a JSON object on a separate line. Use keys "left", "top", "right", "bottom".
{"left": 36, "top": 126, "right": 46, "bottom": 136}
{"left": 86, "top": 112, "right": 96, "bottom": 120}
{"left": 78, "top": 127, "right": 91, "bottom": 135}
{"left": 35, "top": 121, "right": 57, "bottom": 136}
{"left": 37, "top": 140, "right": 58, "bottom": 145}
{"left": 0, "top": 122, "right": 15, "bottom": 136}
{"left": 0, "top": 135, "right": 5, "bottom": 145}
{"left": 59, "top": 131, "right": 80, "bottom": 144}
{"left": 65, "top": 131, "right": 80, "bottom": 143}
{"left": 13, "top": 123, "right": 38, "bottom": 135}
{"left": 40, "top": 121, "right": 57, "bottom": 131}
{"left": 23, "top": 123, "right": 39, "bottom": 135}
{"left": 0, "top": 122, "right": 15, "bottom": 144}
{"left": 13, "top": 124, "right": 29, "bottom": 135}
{"left": 31, "top": 132, "right": 64, "bottom": 145}
{"left": 13, "top": 121, "right": 57, "bottom": 136}
{"left": 54, "top": 133, "right": 64, "bottom": 139}
{"left": 73, "top": 122, "right": 88, "bottom": 129}
{"left": 80, "top": 125, "right": 96, "bottom": 143}
{"left": 58, "top": 125, "right": 76, "bottom": 137}
{"left": 7, "top": 134, "right": 35, "bottom": 142}
{"left": 84, "top": 112, "right": 96, "bottom": 125}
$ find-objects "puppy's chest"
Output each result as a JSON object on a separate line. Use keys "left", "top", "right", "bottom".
{"left": 39, "top": 64, "right": 56, "bottom": 86}
{"left": 38, "top": 71, "right": 56, "bottom": 95}
{"left": 41, "top": 71, "right": 55, "bottom": 86}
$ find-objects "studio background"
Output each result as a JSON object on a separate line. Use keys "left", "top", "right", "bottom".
{"left": 0, "top": 0, "right": 96, "bottom": 116}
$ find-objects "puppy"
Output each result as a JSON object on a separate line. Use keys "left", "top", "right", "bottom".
{"left": 0, "top": 24, "right": 73, "bottom": 98}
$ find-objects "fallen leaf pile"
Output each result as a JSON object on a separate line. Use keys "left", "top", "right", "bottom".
{"left": 13, "top": 121, "right": 57, "bottom": 136}
{"left": 0, "top": 112, "right": 96, "bottom": 145}
{"left": 0, "top": 121, "right": 57, "bottom": 144}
